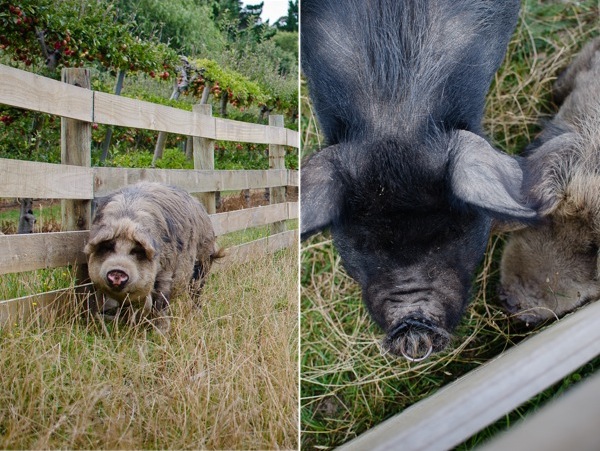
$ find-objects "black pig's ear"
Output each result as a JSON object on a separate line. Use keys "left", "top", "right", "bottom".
{"left": 301, "top": 145, "right": 343, "bottom": 240}
{"left": 449, "top": 130, "right": 537, "bottom": 221}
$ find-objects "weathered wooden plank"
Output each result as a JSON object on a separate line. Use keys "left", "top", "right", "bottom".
{"left": 93, "top": 167, "right": 291, "bottom": 196}
{"left": 215, "top": 230, "right": 298, "bottom": 268}
{"left": 211, "top": 202, "right": 298, "bottom": 236}
{"left": 0, "top": 283, "right": 92, "bottom": 326}
{"left": 286, "top": 129, "right": 299, "bottom": 148}
{"left": 481, "top": 370, "right": 600, "bottom": 451}
{"left": 193, "top": 104, "right": 216, "bottom": 214}
{"left": 0, "top": 231, "right": 88, "bottom": 275}
{"left": 287, "top": 201, "right": 299, "bottom": 220}
{"left": 0, "top": 158, "right": 93, "bottom": 199}
{"left": 215, "top": 118, "right": 288, "bottom": 145}
{"left": 0, "top": 230, "right": 297, "bottom": 326}
{"left": 337, "top": 300, "right": 600, "bottom": 451}
{"left": 288, "top": 169, "right": 299, "bottom": 187}
{"left": 0, "top": 64, "right": 93, "bottom": 121}
{"left": 93, "top": 91, "right": 216, "bottom": 138}
{"left": 95, "top": 92, "right": 296, "bottom": 147}
{"left": 0, "top": 201, "right": 298, "bottom": 275}
{"left": 0, "top": 65, "right": 299, "bottom": 147}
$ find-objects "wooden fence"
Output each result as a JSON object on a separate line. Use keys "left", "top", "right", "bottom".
{"left": 0, "top": 64, "right": 298, "bottom": 323}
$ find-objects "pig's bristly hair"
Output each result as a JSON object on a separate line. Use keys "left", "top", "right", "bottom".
{"left": 302, "top": 0, "right": 517, "bottom": 145}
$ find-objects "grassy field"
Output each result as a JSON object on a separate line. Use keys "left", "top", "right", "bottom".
{"left": 300, "top": 1, "right": 600, "bottom": 449}
{"left": 0, "top": 193, "right": 299, "bottom": 449}
{"left": 0, "top": 246, "right": 298, "bottom": 449}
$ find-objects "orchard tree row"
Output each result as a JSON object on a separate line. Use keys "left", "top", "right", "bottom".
{"left": 0, "top": 0, "right": 298, "bottom": 164}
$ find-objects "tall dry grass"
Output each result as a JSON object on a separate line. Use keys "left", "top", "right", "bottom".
{"left": 300, "top": 1, "right": 600, "bottom": 449}
{"left": 0, "top": 249, "right": 298, "bottom": 449}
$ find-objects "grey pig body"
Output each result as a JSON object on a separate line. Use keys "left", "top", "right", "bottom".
{"left": 500, "top": 38, "right": 600, "bottom": 325}
{"left": 85, "top": 182, "right": 219, "bottom": 331}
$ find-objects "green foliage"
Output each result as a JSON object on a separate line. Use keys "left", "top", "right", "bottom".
{"left": 274, "top": 0, "right": 298, "bottom": 32}
{"left": 102, "top": 142, "right": 297, "bottom": 172}
{"left": 272, "top": 31, "right": 298, "bottom": 59}
{"left": 193, "top": 57, "right": 268, "bottom": 108}
{"left": 217, "top": 37, "right": 298, "bottom": 116}
{"left": 154, "top": 147, "right": 193, "bottom": 169}
{"left": 0, "top": 110, "right": 60, "bottom": 163}
{"left": 117, "top": 0, "right": 225, "bottom": 56}
{"left": 106, "top": 147, "right": 192, "bottom": 169}
{"left": 0, "top": 0, "right": 179, "bottom": 76}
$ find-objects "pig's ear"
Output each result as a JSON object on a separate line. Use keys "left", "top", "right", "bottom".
{"left": 450, "top": 130, "right": 537, "bottom": 221}
{"left": 301, "top": 145, "right": 343, "bottom": 240}
{"left": 521, "top": 132, "right": 576, "bottom": 215}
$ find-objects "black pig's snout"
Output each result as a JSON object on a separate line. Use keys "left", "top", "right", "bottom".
{"left": 382, "top": 316, "right": 451, "bottom": 361}
{"left": 107, "top": 269, "right": 129, "bottom": 290}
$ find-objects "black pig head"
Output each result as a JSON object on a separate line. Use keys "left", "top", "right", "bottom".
{"left": 302, "top": 132, "right": 537, "bottom": 360}
{"left": 301, "top": 0, "right": 538, "bottom": 360}
{"left": 300, "top": 0, "right": 537, "bottom": 360}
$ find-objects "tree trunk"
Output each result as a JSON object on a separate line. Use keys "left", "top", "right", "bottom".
{"left": 219, "top": 91, "right": 228, "bottom": 117}
{"left": 200, "top": 81, "right": 211, "bottom": 104}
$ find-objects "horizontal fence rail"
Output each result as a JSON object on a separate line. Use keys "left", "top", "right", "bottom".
{"left": 480, "top": 369, "right": 600, "bottom": 451}
{"left": 93, "top": 167, "right": 296, "bottom": 196}
{"left": 0, "top": 158, "right": 298, "bottom": 199}
{"left": 0, "top": 64, "right": 299, "bottom": 147}
{"left": 0, "top": 202, "right": 298, "bottom": 276}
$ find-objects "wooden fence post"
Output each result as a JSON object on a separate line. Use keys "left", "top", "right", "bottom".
{"left": 269, "top": 115, "right": 286, "bottom": 234}
{"left": 61, "top": 68, "right": 91, "bottom": 284}
{"left": 193, "top": 104, "right": 216, "bottom": 214}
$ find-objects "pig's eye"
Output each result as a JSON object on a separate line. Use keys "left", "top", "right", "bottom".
{"left": 131, "top": 244, "right": 148, "bottom": 260}
{"left": 95, "top": 240, "right": 115, "bottom": 255}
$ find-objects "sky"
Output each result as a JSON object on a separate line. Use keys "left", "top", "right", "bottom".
{"left": 242, "top": 0, "right": 289, "bottom": 25}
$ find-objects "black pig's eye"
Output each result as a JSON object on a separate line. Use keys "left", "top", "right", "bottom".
{"left": 131, "top": 244, "right": 147, "bottom": 260}
{"left": 96, "top": 240, "right": 115, "bottom": 255}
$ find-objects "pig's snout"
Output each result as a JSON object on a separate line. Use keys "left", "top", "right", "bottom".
{"left": 498, "top": 287, "right": 520, "bottom": 313}
{"left": 382, "top": 316, "right": 450, "bottom": 362}
{"left": 107, "top": 269, "right": 129, "bottom": 290}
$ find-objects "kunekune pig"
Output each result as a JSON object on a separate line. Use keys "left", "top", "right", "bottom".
{"left": 301, "top": 0, "right": 538, "bottom": 360}
{"left": 85, "top": 181, "right": 220, "bottom": 332}
{"left": 499, "top": 37, "right": 600, "bottom": 325}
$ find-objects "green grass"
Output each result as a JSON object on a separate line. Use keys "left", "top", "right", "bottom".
{"left": 218, "top": 219, "right": 298, "bottom": 249}
{"left": 0, "top": 247, "right": 298, "bottom": 449}
{"left": 300, "top": 1, "right": 600, "bottom": 449}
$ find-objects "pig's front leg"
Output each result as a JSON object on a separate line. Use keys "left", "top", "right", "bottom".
{"left": 151, "top": 272, "right": 173, "bottom": 333}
